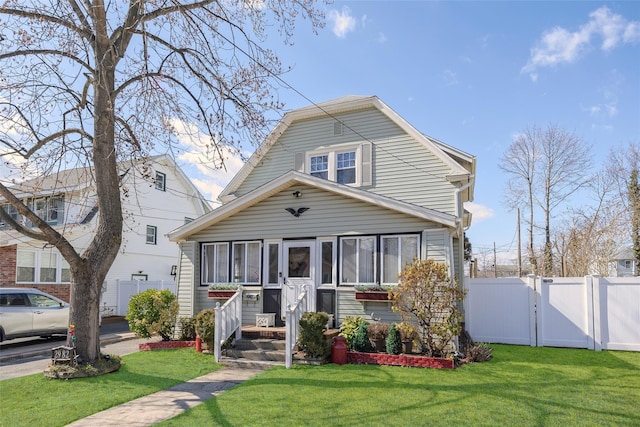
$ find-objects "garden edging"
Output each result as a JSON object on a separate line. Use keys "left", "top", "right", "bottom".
{"left": 347, "top": 351, "right": 454, "bottom": 369}
{"left": 139, "top": 341, "right": 196, "bottom": 350}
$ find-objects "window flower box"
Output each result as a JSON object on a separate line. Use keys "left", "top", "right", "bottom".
{"left": 354, "top": 284, "right": 394, "bottom": 302}
{"left": 354, "top": 291, "right": 391, "bottom": 301}
{"left": 207, "top": 284, "right": 240, "bottom": 299}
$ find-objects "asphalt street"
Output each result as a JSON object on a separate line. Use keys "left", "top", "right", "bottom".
{"left": 0, "top": 317, "right": 157, "bottom": 380}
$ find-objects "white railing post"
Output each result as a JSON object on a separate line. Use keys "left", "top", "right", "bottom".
{"left": 213, "top": 287, "right": 243, "bottom": 363}
{"left": 285, "top": 284, "right": 308, "bottom": 368}
{"left": 214, "top": 302, "right": 222, "bottom": 362}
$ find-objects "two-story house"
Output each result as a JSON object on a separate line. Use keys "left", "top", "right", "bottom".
{"left": 0, "top": 154, "right": 211, "bottom": 309}
{"left": 167, "top": 95, "right": 475, "bottom": 328}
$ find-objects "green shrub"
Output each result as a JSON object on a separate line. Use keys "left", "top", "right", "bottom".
{"left": 178, "top": 317, "right": 196, "bottom": 341}
{"left": 126, "top": 289, "right": 179, "bottom": 341}
{"left": 298, "top": 312, "right": 330, "bottom": 359}
{"left": 339, "top": 316, "right": 368, "bottom": 350}
{"left": 195, "top": 308, "right": 216, "bottom": 350}
{"left": 352, "top": 321, "right": 374, "bottom": 353}
{"left": 386, "top": 323, "right": 402, "bottom": 355}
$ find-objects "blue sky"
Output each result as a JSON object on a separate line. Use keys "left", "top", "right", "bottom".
{"left": 179, "top": 1, "right": 639, "bottom": 262}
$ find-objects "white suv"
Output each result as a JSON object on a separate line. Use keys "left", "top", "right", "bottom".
{"left": 0, "top": 288, "right": 69, "bottom": 341}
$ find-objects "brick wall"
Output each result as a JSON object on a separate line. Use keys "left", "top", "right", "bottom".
{"left": 0, "top": 245, "right": 17, "bottom": 287}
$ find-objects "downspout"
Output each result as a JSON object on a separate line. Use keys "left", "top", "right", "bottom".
{"left": 452, "top": 176, "right": 474, "bottom": 278}
{"left": 452, "top": 177, "right": 473, "bottom": 354}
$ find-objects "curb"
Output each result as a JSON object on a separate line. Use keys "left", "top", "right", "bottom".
{"left": 0, "top": 332, "right": 138, "bottom": 363}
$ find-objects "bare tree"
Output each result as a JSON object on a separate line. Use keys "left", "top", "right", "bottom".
{"left": 607, "top": 143, "right": 640, "bottom": 275}
{"left": 501, "top": 125, "right": 591, "bottom": 276}
{"left": 0, "top": 0, "right": 325, "bottom": 363}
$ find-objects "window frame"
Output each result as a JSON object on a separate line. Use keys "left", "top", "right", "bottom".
{"left": 16, "top": 250, "right": 71, "bottom": 284}
{"left": 201, "top": 242, "right": 230, "bottom": 286}
{"left": 306, "top": 144, "right": 361, "bottom": 186}
{"left": 317, "top": 237, "right": 337, "bottom": 288}
{"left": 381, "top": 234, "right": 420, "bottom": 285}
{"left": 232, "top": 241, "right": 262, "bottom": 284}
{"left": 155, "top": 171, "right": 166, "bottom": 191}
{"left": 263, "top": 239, "right": 282, "bottom": 288}
{"left": 339, "top": 236, "right": 377, "bottom": 286}
{"left": 146, "top": 225, "right": 157, "bottom": 245}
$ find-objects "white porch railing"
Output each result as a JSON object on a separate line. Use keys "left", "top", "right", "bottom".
{"left": 213, "top": 287, "right": 243, "bottom": 362}
{"left": 285, "top": 284, "right": 308, "bottom": 368}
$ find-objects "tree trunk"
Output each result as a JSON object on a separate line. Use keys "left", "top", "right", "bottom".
{"left": 69, "top": 267, "right": 103, "bottom": 361}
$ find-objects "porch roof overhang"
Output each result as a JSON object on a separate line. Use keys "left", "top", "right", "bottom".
{"left": 167, "top": 170, "right": 458, "bottom": 242}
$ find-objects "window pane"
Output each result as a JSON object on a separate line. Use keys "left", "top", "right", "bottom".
{"left": 337, "top": 151, "right": 356, "bottom": 184}
{"left": 401, "top": 236, "right": 419, "bottom": 268}
{"left": 288, "top": 246, "right": 310, "bottom": 278}
{"left": 155, "top": 172, "right": 166, "bottom": 191}
{"left": 359, "top": 238, "right": 375, "bottom": 283}
{"left": 247, "top": 242, "right": 261, "bottom": 283}
{"left": 310, "top": 155, "right": 328, "bottom": 180}
{"left": 268, "top": 244, "right": 279, "bottom": 284}
{"left": 61, "top": 257, "right": 71, "bottom": 283}
{"left": 341, "top": 239, "right": 356, "bottom": 283}
{"left": 321, "top": 241, "right": 333, "bottom": 284}
{"left": 48, "top": 196, "right": 64, "bottom": 224}
{"left": 215, "top": 244, "right": 229, "bottom": 283}
{"left": 383, "top": 238, "right": 399, "bottom": 283}
{"left": 233, "top": 243, "right": 246, "bottom": 282}
{"left": 146, "top": 225, "right": 157, "bottom": 244}
{"left": 203, "top": 245, "right": 216, "bottom": 283}
{"left": 17, "top": 252, "right": 35, "bottom": 282}
{"left": 40, "top": 252, "right": 57, "bottom": 282}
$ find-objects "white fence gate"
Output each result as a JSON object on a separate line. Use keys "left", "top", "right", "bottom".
{"left": 116, "top": 280, "right": 177, "bottom": 316}
{"left": 465, "top": 275, "right": 640, "bottom": 351}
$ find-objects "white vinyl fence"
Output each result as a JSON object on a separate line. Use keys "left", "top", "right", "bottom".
{"left": 116, "top": 280, "right": 177, "bottom": 316}
{"left": 465, "top": 275, "right": 640, "bottom": 351}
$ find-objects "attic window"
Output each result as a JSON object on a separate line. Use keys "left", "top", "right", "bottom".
{"left": 155, "top": 172, "right": 166, "bottom": 191}
{"left": 333, "top": 122, "right": 344, "bottom": 136}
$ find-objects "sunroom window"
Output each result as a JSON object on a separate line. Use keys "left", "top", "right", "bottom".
{"left": 202, "top": 242, "right": 229, "bottom": 285}
{"left": 233, "top": 242, "right": 261, "bottom": 284}
{"left": 381, "top": 235, "right": 419, "bottom": 284}
{"left": 340, "top": 236, "right": 376, "bottom": 285}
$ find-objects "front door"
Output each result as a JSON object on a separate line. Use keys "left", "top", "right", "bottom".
{"left": 282, "top": 240, "right": 316, "bottom": 319}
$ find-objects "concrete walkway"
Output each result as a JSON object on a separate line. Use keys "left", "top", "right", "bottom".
{"left": 66, "top": 366, "right": 266, "bottom": 426}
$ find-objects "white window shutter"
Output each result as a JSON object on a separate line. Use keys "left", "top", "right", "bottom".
{"left": 361, "top": 142, "right": 372, "bottom": 186}
{"left": 294, "top": 152, "right": 305, "bottom": 172}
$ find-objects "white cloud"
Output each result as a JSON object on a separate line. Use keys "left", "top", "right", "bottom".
{"left": 522, "top": 6, "right": 640, "bottom": 80}
{"left": 443, "top": 69, "right": 458, "bottom": 86}
{"left": 377, "top": 32, "right": 387, "bottom": 44}
{"left": 465, "top": 202, "right": 494, "bottom": 222}
{"left": 328, "top": 6, "right": 357, "bottom": 38}
{"left": 167, "top": 118, "right": 247, "bottom": 203}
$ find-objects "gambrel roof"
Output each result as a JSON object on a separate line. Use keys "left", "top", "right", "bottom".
{"left": 219, "top": 95, "right": 476, "bottom": 203}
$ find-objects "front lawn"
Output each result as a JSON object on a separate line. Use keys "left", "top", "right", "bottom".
{"left": 0, "top": 349, "right": 220, "bottom": 426}
{"left": 161, "top": 345, "right": 640, "bottom": 426}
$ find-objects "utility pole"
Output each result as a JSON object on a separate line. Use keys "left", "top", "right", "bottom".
{"left": 517, "top": 208, "right": 522, "bottom": 277}
{"left": 494, "top": 241, "right": 498, "bottom": 278}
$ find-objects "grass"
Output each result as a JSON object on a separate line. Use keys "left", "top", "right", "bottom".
{"left": 0, "top": 348, "right": 220, "bottom": 427}
{"left": 160, "top": 345, "right": 640, "bottom": 427}
{"left": 1, "top": 345, "right": 639, "bottom": 426}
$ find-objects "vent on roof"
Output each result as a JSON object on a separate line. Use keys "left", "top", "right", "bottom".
{"left": 333, "top": 122, "right": 344, "bottom": 136}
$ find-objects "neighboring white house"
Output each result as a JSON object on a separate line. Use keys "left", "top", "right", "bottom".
{"left": 610, "top": 246, "right": 638, "bottom": 277}
{"left": 167, "top": 95, "right": 476, "bottom": 327}
{"left": 0, "top": 154, "right": 211, "bottom": 308}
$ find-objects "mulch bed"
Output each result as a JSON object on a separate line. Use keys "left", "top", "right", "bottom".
{"left": 347, "top": 351, "right": 455, "bottom": 369}
{"left": 138, "top": 341, "right": 196, "bottom": 350}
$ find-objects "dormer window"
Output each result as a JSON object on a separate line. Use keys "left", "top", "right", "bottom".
{"left": 336, "top": 151, "right": 356, "bottom": 184}
{"left": 301, "top": 142, "right": 371, "bottom": 186}
{"left": 310, "top": 155, "right": 328, "bottom": 179}
{"left": 155, "top": 171, "right": 166, "bottom": 191}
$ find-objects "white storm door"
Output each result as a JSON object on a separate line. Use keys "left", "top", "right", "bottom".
{"left": 282, "top": 240, "right": 316, "bottom": 318}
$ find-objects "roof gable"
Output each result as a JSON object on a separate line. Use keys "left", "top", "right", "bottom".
{"left": 219, "top": 95, "right": 475, "bottom": 201}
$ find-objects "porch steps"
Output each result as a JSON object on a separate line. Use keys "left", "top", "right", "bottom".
{"left": 220, "top": 337, "right": 287, "bottom": 368}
